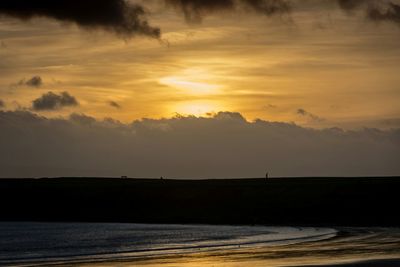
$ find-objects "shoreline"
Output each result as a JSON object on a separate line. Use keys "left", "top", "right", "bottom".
{"left": 47, "top": 252, "right": 400, "bottom": 267}
{"left": 1, "top": 223, "right": 400, "bottom": 267}
{"left": 299, "top": 258, "right": 400, "bottom": 267}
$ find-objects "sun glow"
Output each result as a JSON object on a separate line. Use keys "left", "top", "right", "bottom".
{"left": 159, "top": 69, "right": 221, "bottom": 95}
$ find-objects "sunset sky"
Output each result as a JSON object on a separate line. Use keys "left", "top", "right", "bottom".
{"left": 0, "top": 0, "right": 399, "bottom": 178}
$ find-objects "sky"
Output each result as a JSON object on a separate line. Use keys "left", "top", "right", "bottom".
{"left": 0, "top": 0, "right": 399, "bottom": 178}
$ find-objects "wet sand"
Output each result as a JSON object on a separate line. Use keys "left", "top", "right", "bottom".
{"left": 6, "top": 225, "right": 400, "bottom": 267}
{"left": 61, "top": 242, "right": 400, "bottom": 267}
{"left": 301, "top": 258, "right": 400, "bottom": 266}
{"left": 67, "top": 252, "right": 400, "bottom": 267}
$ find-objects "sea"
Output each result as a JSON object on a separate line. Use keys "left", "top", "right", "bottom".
{"left": 1, "top": 222, "right": 400, "bottom": 266}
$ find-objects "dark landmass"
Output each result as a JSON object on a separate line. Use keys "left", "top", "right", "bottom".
{"left": 0, "top": 177, "right": 399, "bottom": 226}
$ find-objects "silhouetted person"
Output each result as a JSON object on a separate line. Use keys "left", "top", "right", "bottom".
{"left": 266, "top": 172, "right": 269, "bottom": 180}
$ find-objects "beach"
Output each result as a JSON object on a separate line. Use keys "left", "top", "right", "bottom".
{"left": 64, "top": 245, "right": 400, "bottom": 267}
{"left": 56, "top": 246, "right": 400, "bottom": 267}
{"left": 1, "top": 223, "right": 400, "bottom": 267}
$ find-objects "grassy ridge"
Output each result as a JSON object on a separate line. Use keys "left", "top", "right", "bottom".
{"left": 1, "top": 177, "right": 399, "bottom": 226}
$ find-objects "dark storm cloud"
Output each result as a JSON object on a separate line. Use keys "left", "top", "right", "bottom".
{"left": 1, "top": 0, "right": 397, "bottom": 38}
{"left": 338, "top": 0, "right": 400, "bottom": 25}
{"left": 26, "top": 76, "right": 42, "bottom": 87}
{"left": 243, "top": 0, "right": 291, "bottom": 15}
{"left": 0, "top": 0, "right": 160, "bottom": 38}
{"left": 32, "top": 91, "right": 78, "bottom": 111}
{"left": 109, "top": 101, "right": 121, "bottom": 109}
{"left": 165, "top": 0, "right": 290, "bottom": 23}
{"left": 368, "top": 2, "right": 400, "bottom": 24}
{"left": 0, "top": 110, "right": 399, "bottom": 178}
{"left": 337, "top": 0, "right": 366, "bottom": 11}
{"left": 14, "top": 76, "right": 43, "bottom": 88}
{"left": 165, "top": 0, "right": 234, "bottom": 23}
{"left": 23, "top": 76, "right": 42, "bottom": 87}
{"left": 297, "top": 108, "right": 324, "bottom": 122}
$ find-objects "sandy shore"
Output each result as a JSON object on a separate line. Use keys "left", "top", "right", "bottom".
{"left": 12, "top": 226, "right": 400, "bottom": 267}
{"left": 300, "top": 258, "right": 400, "bottom": 266}
{"left": 64, "top": 257, "right": 400, "bottom": 267}
{"left": 58, "top": 246, "right": 400, "bottom": 267}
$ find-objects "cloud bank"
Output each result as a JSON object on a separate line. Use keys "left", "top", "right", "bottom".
{"left": 32, "top": 91, "right": 78, "bottom": 111}
{"left": 0, "top": 110, "right": 398, "bottom": 178}
{"left": 1, "top": 0, "right": 400, "bottom": 39}
{"left": 165, "top": 0, "right": 290, "bottom": 23}
{"left": 0, "top": 0, "right": 160, "bottom": 38}
{"left": 0, "top": 0, "right": 292, "bottom": 28}
{"left": 166, "top": 0, "right": 400, "bottom": 26}
{"left": 337, "top": 0, "right": 400, "bottom": 25}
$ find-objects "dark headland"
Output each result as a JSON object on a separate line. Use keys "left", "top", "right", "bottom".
{"left": 1, "top": 177, "right": 399, "bottom": 226}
